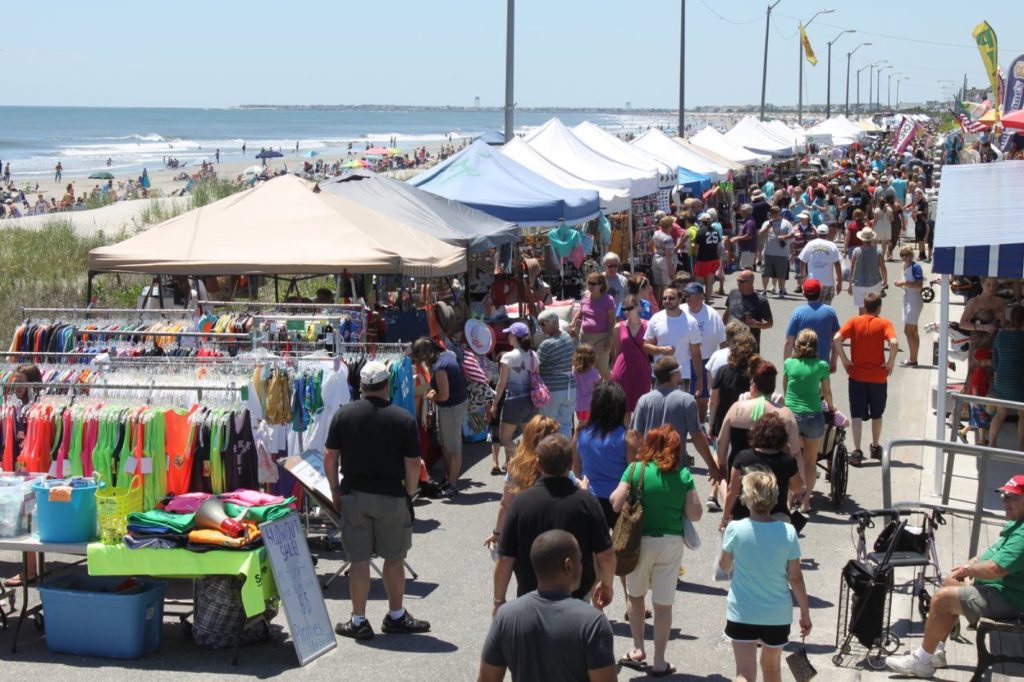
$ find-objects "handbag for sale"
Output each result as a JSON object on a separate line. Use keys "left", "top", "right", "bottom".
{"left": 528, "top": 355, "right": 551, "bottom": 409}
{"left": 383, "top": 288, "right": 430, "bottom": 343}
{"left": 612, "top": 462, "right": 646, "bottom": 576}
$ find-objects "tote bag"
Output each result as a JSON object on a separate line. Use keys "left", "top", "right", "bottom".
{"left": 612, "top": 462, "right": 646, "bottom": 576}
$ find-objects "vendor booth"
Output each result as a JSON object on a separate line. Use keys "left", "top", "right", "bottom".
{"left": 630, "top": 127, "right": 731, "bottom": 181}
{"left": 691, "top": 126, "right": 771, "bottom": 166}
{"left": 930, "top": 161, "right": 1024, "bottom": 496}
{"left": 570, "top": 121, "right": 677, "bottom": 189}
{"left": 724, "top": 116, "right": 797, "bottom": 158}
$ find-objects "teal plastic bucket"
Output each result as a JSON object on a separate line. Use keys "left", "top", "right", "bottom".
{"left": 32, "top": 477, "right": 100, "bottom": 543}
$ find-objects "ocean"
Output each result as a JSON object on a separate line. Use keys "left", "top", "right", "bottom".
{"left": 0, "top": 106, "right": 678, "bottom": 180}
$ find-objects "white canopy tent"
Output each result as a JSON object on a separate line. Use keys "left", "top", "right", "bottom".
{"left": 630, "top": 128, "right": 731, "bottom": 181}
{"left": 500, "top": 136, "right": 631, "bottom": 213}
{"left": 806, "top": 116, "right": 867, "bottom": 146}
{"left": 570, "top": 121, "right": 676, "bottom": 189}
{"left": 690, "top": 126, "right": 770, "bottom": 166}
{"left": 524, "top": 118, "right": 660, "bottom": 198}
{"left": 674, "top": 137, "right": 746, "bottom": 174}
{"left": 724, "top": 116, "right": 795, "bottom": 157}
{"left": 766, "top": 120, "right": 807, "bottom": 153}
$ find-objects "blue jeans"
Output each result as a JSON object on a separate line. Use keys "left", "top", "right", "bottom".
{"left": 541, "top": 387, "right": 576, "bottom": 437}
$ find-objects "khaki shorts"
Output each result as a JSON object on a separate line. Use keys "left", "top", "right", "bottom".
{"left": 739, "top": 251, "right": 756, "bottom": 270}
{"left": 625, "top": 535, "right": 685, "bottom": 606}
{"left": 437, "top": 401, "right": 467, "bottom": 455}
{"left": 958, "top": 584, "right": 1021, "bottom": 624}
{"left": 339, "top": 490, "right": 412, "bottom": 563}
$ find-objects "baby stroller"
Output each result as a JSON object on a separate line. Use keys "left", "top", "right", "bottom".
{"left": 817, "top": 408, "right": 850, "bottom": 509}
{"left": 833, "top": 518, "right": 907, "bottom": 669}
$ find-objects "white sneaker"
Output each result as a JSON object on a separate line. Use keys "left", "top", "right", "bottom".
{"left": 886, "top": 652, "right": 936, "bottom": 678}
{"left": 932, "top": 650, "right": 947, "bottom": 669}
{"left": 706, "top": 496, "right": 722, "bottom": 512}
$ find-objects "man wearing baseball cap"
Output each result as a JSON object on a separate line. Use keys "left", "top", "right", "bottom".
{"left": 784, "top": 278, "right": 840, "bottom": 371}
{"left": 888, "top": 475, "right": 1024, "bottom": 678}
{"left": 797, "top": 224, "right": 843, "bottom": 305}
{"left": 325, "top": 360, "right": 430, "bottom": 640}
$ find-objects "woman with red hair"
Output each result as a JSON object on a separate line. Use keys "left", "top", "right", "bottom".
{"left": 610, "top": 424, "right": 702, "bottom": 677}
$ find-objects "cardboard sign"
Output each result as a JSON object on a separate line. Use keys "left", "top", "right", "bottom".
{"left": 260, "top": 512, "right": 336, "bottom": 665}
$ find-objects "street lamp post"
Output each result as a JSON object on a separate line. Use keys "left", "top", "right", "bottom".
{"left": 504, "top": 0, "right": 515, "bottom": 142}
{"left": 827, "top": 29, "right": 855, "bottom": 118}
{"left": 887, "top": 72, "right": 898, "bottom": 111}
{"left": 760, "top": 0, "right": 783, "bottom": 121}
{"left": 868, "top": 61, "right": 888, "bottom": 114}
{"left": 798, "top": 9, "right": 833, "bottom": 125}
{"left": 876, "top": 66, "right": 891, "bottom": 114}
{"left": 896, "top": 76, "right": 908, "bottom": 110}
{"left": 856, "top": 62, "right": 877, "bottom": 115}
{"left": 845, "top": 42, "right": 870, "bottom": 117}
{"left": 679, "top": 0, "right": 685, "bottom": 136}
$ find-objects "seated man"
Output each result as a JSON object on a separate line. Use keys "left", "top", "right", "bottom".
{"left": 888, "top": 475, "right": 1024, "bottom": 678}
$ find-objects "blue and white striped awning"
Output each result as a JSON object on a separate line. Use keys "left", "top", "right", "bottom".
{"left": 932, "top": 161, "right": 1024, "bottom": 277}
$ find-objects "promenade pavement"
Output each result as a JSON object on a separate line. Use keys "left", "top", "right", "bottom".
{"left": 2, "top": 260, "right": 1022, "bottom": 680}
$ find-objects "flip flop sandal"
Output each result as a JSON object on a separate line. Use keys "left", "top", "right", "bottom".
{"left": 650, "top": 663, "right": 677, "bottom": 677}
{"left": 618, "top": 651, "right": 647, "bottom": 671}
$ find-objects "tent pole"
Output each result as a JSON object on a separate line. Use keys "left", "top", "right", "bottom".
{"left": 85, "top": 271, "right": 95, "bottom": 307}
{"left": 274, "top": 277, "right": 280, "bottom": 303}
{"left": 933, "top": 276, "right": 951, "bottom": 497}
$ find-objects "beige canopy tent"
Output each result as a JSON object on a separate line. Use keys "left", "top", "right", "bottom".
{"left": 88, "top": 175, "right": 467, "bottom": 277}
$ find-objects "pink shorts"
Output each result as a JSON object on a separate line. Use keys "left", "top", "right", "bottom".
{"left": 694, "top": 259, "right": 720, "bottom": 279}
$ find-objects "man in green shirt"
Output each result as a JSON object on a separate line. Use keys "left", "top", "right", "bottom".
{"left": 888, "top": 475, "right": 1024, "bottom": 678}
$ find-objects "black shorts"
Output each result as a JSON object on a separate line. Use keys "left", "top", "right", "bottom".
{"left": 849, "top": 379, "right": 887, "bottom": 420}
{"left": 915, "top": 221, "right": 928, "bottom": 241}
{"left": 598, "top": 497, "right": 620, "bottom": 530}
{"left": 724, "top": 620, "right": 790, "bottom": 648}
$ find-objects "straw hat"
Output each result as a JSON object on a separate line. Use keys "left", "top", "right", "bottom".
{"left": 856, "top": 226, "right": 878, "bottom": 242}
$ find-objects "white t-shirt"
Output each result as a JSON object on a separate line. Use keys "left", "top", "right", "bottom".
{"left": 644, "top": 309, "right": 702, "bottom": 368}
{"left": 687, "top": 303, "right": 726, "bottom": 356}
{"left": 652, "top": 230, "right": 674, "bottom": 259}
{"left": 705, "top": 347, "right": 730, "bottom": 379}
{"left": 798, "top": 237, "right": 842, "bottom": 286}
{"left": 500, "top": 347, "right": 537, "bottom": 397}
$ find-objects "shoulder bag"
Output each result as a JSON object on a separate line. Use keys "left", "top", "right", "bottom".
{"left": 612, "top": 462, "right": 646, "bottom": 576}
{"left": 528, "top": 352, "right": 551, "bottom": 409}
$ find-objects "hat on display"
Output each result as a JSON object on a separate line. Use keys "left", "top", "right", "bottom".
{"left": 683, "top": 282, "right": 705, "bottom": 295}
{"left": 997, "top": 475, "right": 1024, "bottom": 496}
{"left": 751, "top": 189, "right": 764, "bottom": 198}
{"left": 816, "top": 225, "right": 829, "bottom": 235}
{"left": 857, "top": 227, "right": 878, "bottom": 242}
{"left": 465, "top": 318, "right": 495, "bottom": 355}
{"left": 503, "top": 322, "right": 531, "bottom": 338}
{"left": 360, "top": 360, "right": 390, "bottom": 385}
{"left": 802, "top": 278, "right": 822, "bottom": 297}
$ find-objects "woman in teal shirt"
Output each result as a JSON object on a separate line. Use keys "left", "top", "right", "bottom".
{"left": 719, "top": 470, "right": 811, "bottom": 681}
{"left": 610, "top": 424, "right": 702, "bottom": 677}
{"left": 782, "top": 329, "right": 834, "bottom": 513}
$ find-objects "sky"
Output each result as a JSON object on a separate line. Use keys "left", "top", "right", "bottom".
{"left": 5, "top": 1, "right": 1024, "bottom": 109}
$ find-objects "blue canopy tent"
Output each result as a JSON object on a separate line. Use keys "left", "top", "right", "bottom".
{"left": 410, "top": 139, "right": 600, "bottom": 227}
{"left": 930, "top": 161, "right": 1024, "bottom": 496}
{"left": 319, "top": 174, "right": 520, "bottom": 252}
{"left": 677, "top": 167, "right": 712, "bottom": 195}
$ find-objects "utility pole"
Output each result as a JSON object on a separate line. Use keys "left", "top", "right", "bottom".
{"left": 827, "top": 29, "right": 855, "bottom": 119}
{"left": 759, "top": 0, "right": 782, "bottom": 121}
{"left": 679, "top": 0, "right": 685, "bottom": 136}
{"left": 876, "top": 66, "right": 891, "bottom": 115}
{"left": 844, "top": 42, "right": 870, "bottom": 117}
{"left": 797, "top": 9, "right": 833, "bottom": 125}
{"left": 887, "top": 72, "right": 897, "bottom": 110}
{"left": 504, "top": 0, "right": 515, "bottom": 142}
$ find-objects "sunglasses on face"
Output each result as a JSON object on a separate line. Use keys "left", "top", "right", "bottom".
{"left": 738, "top": 278, "right": 753, "bottom": 284}
{"left": 621, "top": 306, "right": 635, "bottom": 312}
{"left": 662, "top": 296, "right": 678, "bottom": 301}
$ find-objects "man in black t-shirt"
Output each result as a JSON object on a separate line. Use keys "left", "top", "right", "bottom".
{"left": 912, "top": 188, "right": 931, "bottom": 262}
{"left": 721, "top": 270, "right": 774, "bottom": 352}
{"left": 694, "top": 213, "right": 722, "bottom": 301}
{"left": 324, "top": 360, "right": 430, "bottom": 640}
{"left": 494, "top": 434, "right": 615, "bottom": 612}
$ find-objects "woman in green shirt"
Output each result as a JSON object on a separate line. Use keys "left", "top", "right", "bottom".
{"left": 610, "top": 424, "right": 702, "bottom": 677}
{"left": 782, "top": 329, "right": 834, "bottom": 514}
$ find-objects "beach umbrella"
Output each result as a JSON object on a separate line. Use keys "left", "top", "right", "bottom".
{"left": 365, "top": 146, "right": 388, "bottom": 155}
{"left": 302, "top": 150, "right": 319, "bottom": 157}
{"left": 89, "top": 171, "right": 114, "bottom": 180}
{"left": 386, "top": 147, "right": 402, "bottom": 155}
{"left": 255, "top": 150, "right": 283, "bottom": 159}
{"left": 1001, "top": 109, "right": 1024, "bottom": 132}
{"left": 342, "top": 159, "right": 369, "bottom": 169}
{"left": 242, "top": 166, "right": 264, "bottom": 175}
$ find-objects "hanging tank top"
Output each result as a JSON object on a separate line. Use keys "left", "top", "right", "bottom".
{"left": 190, "top": 420, "right": 214, "bottom": 495}
{"left": 224, "top": 410, "right": 258, "bottom": 492}
{"left": 165, "top": 409, "right": 195, "bottom": 496}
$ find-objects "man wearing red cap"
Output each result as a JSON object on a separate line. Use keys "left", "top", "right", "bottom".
{"left": 784, "top": 278, "right": 841, "bottom": 372}
{"left": 888, "top": 475, "right": 1024, "bottom": 678}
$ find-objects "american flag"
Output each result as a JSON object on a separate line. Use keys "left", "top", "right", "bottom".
{"left": 953, "top": 102, "right": 987, "bottom": 133}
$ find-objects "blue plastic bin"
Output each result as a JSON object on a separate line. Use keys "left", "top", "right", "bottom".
{"left": 38, "top": 575, "right": 166, "bottom": 659}
{"left": 32, "top": 477, "right": 99, "bottom": 543}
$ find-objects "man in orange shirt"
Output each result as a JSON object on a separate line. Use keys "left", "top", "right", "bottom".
{"left": 834, "top": 293, "right": 899, "bottom": 466}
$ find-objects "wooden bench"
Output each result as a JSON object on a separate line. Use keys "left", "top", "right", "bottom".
{"left": 972, "top": 617, "right": 1024, "bottom": 681}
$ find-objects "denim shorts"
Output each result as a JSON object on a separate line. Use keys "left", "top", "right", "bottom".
{"left": 794, "top": 411, "right": 825, "bottom": 440}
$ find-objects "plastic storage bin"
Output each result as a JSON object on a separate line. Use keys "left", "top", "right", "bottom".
{"left": 32, "top": 477, "right": 100, "bottom": 543}
{"left": 0, "top": 474, "right": 42, "bottom": 537}
{"left": 38, "top": 575, "right": 166, "bottom": 659}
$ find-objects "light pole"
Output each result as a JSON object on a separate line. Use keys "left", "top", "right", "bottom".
{"left": 896, "top": 76, "right": 909, "bottom": 110}
{"left": 845, "top": 42, "right": 870, "bottom": 117}
{"left": 868, "top": 61, "right": 888, "bottom": 114}
{"left": 887, "top": 72, "right": 899, "bottom": 111}
{"left": 797, "top": 8, "right": 833, "bottom": 124}
{"left": 504, "top": 0, "right": 515, "bottom": 142}
{"left": 759, "top": 0, "right": 783, "bottom": 121}
{"left": 856, "top": 62, "right": 877, "bottom": 115}
{"left": 876, "top": 66, "right": 891, "bottom": 114}
{"left": 827, "top": 29, "right": 854, "bottom": 118}
{"left": 679, "top": 0, "right": 685, "bottom": 136}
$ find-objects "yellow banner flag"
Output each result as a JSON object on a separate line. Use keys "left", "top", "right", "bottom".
{"left": 800, "top": 25, "right": 817, "bottom": 67}
{"left": 972, "top": 21, "right": 1000, "bottom": 101}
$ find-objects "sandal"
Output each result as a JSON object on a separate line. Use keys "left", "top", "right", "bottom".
{"left": 618, "top": 650, "right": 647, "bottom": 671}
{"left": 623, "top": 608, "right": 652, "bottom": 622}
{"left": 650, "top": 663, "right": 677, "bottom": 677}
{"left": 490, "top": 466, "right": 503, "bottom": 476}
{"left": 849, "top": 449, "right": 865, "bottom": 467}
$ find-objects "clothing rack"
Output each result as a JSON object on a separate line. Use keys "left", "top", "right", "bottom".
{"left": 5, "top": 380, "right": 243, "bottom": 402}
{"left": 197, "top": 300, "right": 364, "bottom": 311}
{"left": 20, "top": 306, "right": 195, "bottom": 317}
{"left": 72, "top": 329, "right": 251, "bottom": 342}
